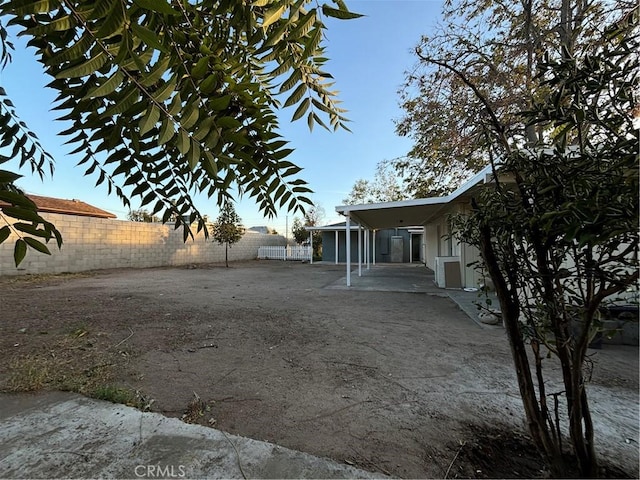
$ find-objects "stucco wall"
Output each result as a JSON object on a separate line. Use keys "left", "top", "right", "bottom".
{"left": 0, "top": 213, "right": 286, "bottom": 276}
{"left": 455, "top": 203, "right": 483, "bottom": 289}
{"left": 424, "top": 219, "right": 449, "bottom": 271}
{"left": 424, "top": 204, "right": 484, "bottom": 289}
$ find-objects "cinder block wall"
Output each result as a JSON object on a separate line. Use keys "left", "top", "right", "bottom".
{"left": 0, "top": 213, "right": 286, "bottom": 276}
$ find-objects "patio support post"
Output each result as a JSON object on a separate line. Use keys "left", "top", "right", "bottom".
{"left": 373, "top": 230, "right": 376, "bottom": 265}
{"left": 421, "top": 232, "right": 426, "bottom": 265}
{"left": 346, "top": 214, "right": 351, "bottom": 287}
{"left": 358, "top": 224, "right": 362, "bottom": 277}
{"left": 335, "top": 230, "right": 339, "bottom": 264}
{"left": 366, "top": 228, "right": 370, "bottom": 270}
{"left": 409, "top": 233, "right": 413, "bottom": 264}
{"left": 309, "top": 230, "right": 313, "bottom": 264}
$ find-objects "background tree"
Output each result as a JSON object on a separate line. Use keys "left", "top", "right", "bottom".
{"left": 393, "top": 0, "right": 630, "bottom": 197}
{"left": 210, "top": 201, "right": 244, "bottom": 268}
{"left": 0, "top": 0, "right": 361, "bottom": 266}
{"left": 291, "top": 202, "right": 324, "bottom": 257}
{"left": 342, "top": 178, "right": 372, "bottom": 205}
{"left": 303, "top": 203, "right": 324, "bottom": 226}
{"left": 127, "top": 208, "right": 159, "bottom": 223}
{"left": 291, "top": 216, "right": 307, "bottom": 244}
{"left": 303, "top": 203, "right": 324, "bottom": 258}
{"left": 343, "top": 162, "right": 408, "bottom": 204}
{"left": 447, "top": 7, "right": 638, "bottom": 477}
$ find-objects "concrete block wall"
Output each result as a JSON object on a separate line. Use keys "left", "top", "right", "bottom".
{"left": 0, "top": 213, "right": 286, "bottom": 276}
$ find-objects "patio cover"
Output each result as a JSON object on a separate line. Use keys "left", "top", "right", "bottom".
{"left": 335, "top": 165, "right": 495, "bottom": 230}
{"left": 333, "top": 165, "right": 496, "bottom": 286}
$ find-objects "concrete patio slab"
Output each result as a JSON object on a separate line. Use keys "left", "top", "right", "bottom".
{"left": 322, "top": 263, "right": 445, "bottom": 294}
{"left": 321, "top": 263, "right": 501, "bottom": 329}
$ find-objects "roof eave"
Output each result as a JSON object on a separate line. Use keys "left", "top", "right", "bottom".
{"left": 335, "top": 164, "right": 496, "bottom": 217}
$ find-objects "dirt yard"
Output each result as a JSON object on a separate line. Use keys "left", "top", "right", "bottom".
{"left": 1, "top": 261, "right": 638, "bottom": 478}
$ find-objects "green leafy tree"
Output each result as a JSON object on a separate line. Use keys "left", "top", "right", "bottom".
{"left": 210, "top": 201, "right": 244, "bottom": 268}
{"left": 0, "top": 0, "right": 361, "bottom": 266}
{"left": 291, "top": 203, "right": 323, "bottom": 256}
{"left": 291, "top": 216, "right": 307, "bottom": 244}
{"left": 447, "top": 7, "right": 638, "bottom": 477}
{"left": 127, "top": 208, "right": 159, "bottom": 222}
{"left": 0, "top": 183, "right": 61, "bottom": 265}
{"left": 304, "top": 202, "right": 324, "bottom": 258}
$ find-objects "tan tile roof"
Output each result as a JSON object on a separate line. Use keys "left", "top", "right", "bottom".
{"left": 0, "top": 194, "right": 116, "bottom": 219}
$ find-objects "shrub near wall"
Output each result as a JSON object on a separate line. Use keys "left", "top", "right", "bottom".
{"left": 0, "top": 213, "right": 286, "bottom": 276}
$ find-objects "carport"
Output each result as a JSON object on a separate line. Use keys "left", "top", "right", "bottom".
{"left": 335, "top": 165, "right": 495, "bottom": 287}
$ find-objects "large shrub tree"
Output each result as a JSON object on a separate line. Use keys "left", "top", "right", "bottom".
{"left": 447, "top": 7, "right": 638, "bottom": 478}
{"left": 0, "top": 0, "right": 360, "bottom": 265}
{"left": 398, "top": 3, "right": 638, "bottom": 473}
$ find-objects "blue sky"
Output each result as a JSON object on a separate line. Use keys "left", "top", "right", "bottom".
{"left": 1, "top": 0, "right": 443, "bottom": 235}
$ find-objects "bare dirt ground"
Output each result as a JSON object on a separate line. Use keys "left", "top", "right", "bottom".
{"left": 1, "top": 261, "right": 638, "bottom": 478}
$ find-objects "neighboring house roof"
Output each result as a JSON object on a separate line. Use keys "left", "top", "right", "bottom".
{"left": 0, "top": 194, "right": 116, "bottom": 219}
{"left": 247, "top": 226, "right": 270, "bottom": 234}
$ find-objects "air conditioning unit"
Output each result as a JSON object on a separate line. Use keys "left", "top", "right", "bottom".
{"left": 434, "top": 256, "right": 462, "bottom": 288}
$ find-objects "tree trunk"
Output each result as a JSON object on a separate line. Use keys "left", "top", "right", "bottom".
{"left": 225, "top": 242, "right": 228, "bottom": 267}
{"left": 530, "top": 230, "right": 598, "bottom": 477}
{"left": 522, "top": 0, "right": 540, "bottom": 145}
{"left": 477, "top": 220, "right": 566, "bottom": 475}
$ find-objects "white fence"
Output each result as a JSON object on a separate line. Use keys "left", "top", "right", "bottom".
{"left": 257, "top": 245, "right": 311, "bottom": 261}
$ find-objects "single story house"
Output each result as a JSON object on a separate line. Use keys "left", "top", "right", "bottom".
{"left": 331, "top": 165, "right": 501, "bottom": 288}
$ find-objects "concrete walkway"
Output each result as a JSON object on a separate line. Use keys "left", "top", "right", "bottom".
{"left": 0, "top": 392, "right": 383, "bottom": 479}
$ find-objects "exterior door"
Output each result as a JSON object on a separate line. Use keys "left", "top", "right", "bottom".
{"left": 390, "top": 236, "right": 403, "bottom": 263}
